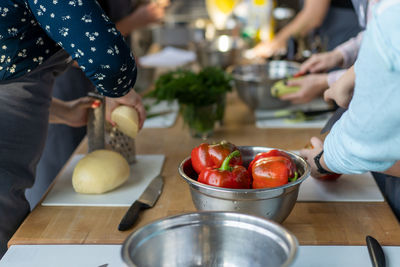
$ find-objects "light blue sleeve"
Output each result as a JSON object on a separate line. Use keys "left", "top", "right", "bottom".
{"left": 26, "top": 0, "right": 137, "bottom": 97}
{"left": 323, "top": 1, "right": 400, "bottom": 174}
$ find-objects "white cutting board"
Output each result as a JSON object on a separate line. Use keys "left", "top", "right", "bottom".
{"left": 293, "top": 245, "right": 400, "bottom": 267}
{"left": 2, "top": 245, "right": 400, "bottom": 267}
{"left": 298, "top": 172, "right": 384, "bottom": 202}
{"left": 42, "top": 154, "right": 165, "bottom": 207}
{"left": 0, "top": 245, "right": 124, "bottom": 267}
{"left": 143, "top": 99, "right": 179, "bottom": 128}
{"left": 291, "top": 151, "right": 384, "bottom": 202}
{"left": 255, "top": 98, "right": 331, "bottom": 129}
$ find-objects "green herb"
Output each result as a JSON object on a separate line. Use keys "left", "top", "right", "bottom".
{"left": 147, "top": 67, "right": 232, "bottom": 106}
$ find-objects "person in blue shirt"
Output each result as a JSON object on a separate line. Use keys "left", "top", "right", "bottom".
{"left": 301, "top": 0, "right": 400, "bottom": 218}
{"left": 0, "top": 0, "right": 145, "bottom": 257}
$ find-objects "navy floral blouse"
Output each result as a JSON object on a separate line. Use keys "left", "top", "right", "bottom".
{"left": 0, "top": 0, "right": 137, "bottom": 97}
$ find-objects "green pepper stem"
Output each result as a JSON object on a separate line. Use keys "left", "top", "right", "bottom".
{"left": 219, "top": 150, "right": 240, "bottom": 171}
{"left": 289, "top": 171, "right": 299, "bottom": 182}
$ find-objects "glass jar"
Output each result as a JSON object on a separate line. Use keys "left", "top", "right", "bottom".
{"left": 180, "top": 103, "right": 218, "bottom": 139}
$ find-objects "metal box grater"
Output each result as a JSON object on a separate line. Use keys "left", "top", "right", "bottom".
{"left": 87, "top": 92, "right": 136, "bottom": 164}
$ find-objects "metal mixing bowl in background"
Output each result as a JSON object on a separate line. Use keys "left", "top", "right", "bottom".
{"left": 195, "top": 35, "right": 246, "bottom": 69}
{"left": 232, "top": 61, "right": 300, "bottom": 110}
{"left": 121, "top": 211, "right": 298, "bottom": 267}
{"left": 178, "top": 146, "right": 310, "bottom": 223}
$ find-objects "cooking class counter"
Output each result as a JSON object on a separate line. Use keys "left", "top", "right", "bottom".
{"left": 8, "top": 91, "right": 400, "bottom": 247}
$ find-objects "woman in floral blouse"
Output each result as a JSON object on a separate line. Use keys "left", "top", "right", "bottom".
{"left": 0, "top": 0, "right": 145, "bottom": 256}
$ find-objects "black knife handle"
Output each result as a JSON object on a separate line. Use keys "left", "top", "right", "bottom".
{"left": 366, "top": 235, "right": 386, "bottom": 267}
{"left": 118, "top": 201, "right": 149, "bottom": 231}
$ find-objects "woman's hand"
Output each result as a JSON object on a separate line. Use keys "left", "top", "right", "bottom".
{"left": 297, "top": 50, "right": 344, "bottom": 75}
{"left": 324, "top": 66, "right": 355, "bottom": 108}
{"left": 280, "top": 74, "right": 329, "bottom": 104}
{"left": 49, "top": 97, "right": 100, "bottom": 127}
{"left": 106, "top": 89, "right": 146, "bottom": 129}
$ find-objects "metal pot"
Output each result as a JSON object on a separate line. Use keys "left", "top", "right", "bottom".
{"left": 121, "top": 211, "right": 298, "bottom": 267}
{"left": 178, "top": 146, "right": 310, "bottom": 223}
{"left": 232, "top": 61, "right": 300, "bottom": 110}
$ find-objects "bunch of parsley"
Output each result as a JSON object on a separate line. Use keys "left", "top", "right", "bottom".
{"left": 148, "top": 67, "right": 232, "bottom": 106}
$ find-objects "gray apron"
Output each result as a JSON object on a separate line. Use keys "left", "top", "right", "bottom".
{"left": 0, "top": 49, "right": 71, "bottom": 256}
{"left": 317, "top": 6, "right": 362, "bottom": 51}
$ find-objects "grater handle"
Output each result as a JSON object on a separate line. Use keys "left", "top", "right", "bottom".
{"left": 87, "top": 92, "right": 105, "bottom": 152}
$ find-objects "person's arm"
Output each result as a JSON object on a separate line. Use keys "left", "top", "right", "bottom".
{"left": 334, "top": 32, "right": 364, "bottom": 68}
{"left": 254, "top": 0, "right": 331, "bottom": 57}
{"left": 326, "top": 69, "right": 346, "bottom": 86}
{"left": 27, "top": 0, "right": 136, "bottom": 98}
{"left": 116, "top": 2, "right": 167, "bottom": 36}
{"left": 49, "top": 97, "right": 98, "bottom": 127}
{"left": 297, "top": 32, "right": 363, "bottom": 75}
{"left": 324, "top": 66, "right": 355, "bottom": 108}
{"left": 276, "top": 0, "right": 330, "bottom": 42}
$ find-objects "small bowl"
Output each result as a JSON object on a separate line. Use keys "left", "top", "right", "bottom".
{"left": 232, "top": 61, "right": 300, "bottom": 110}
{"left": 121, "top": 211, "right": 298, "bottom": 267}
{"left": 178, "top": 146, "right": 310, "bottom": 223}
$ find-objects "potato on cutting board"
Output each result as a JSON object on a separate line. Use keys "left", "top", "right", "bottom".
{"left": 72, "top": 150, "right": 130, "bottom": 194}
{"left": 111, "top": 105, "right": 139, "bottom": 139}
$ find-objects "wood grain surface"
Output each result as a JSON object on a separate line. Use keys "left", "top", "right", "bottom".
{"left": 9, "top": 92, "right": 400, "bottom": 247}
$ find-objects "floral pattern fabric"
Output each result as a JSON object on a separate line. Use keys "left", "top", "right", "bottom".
{"left": 0, "top": 0, "right": 137, "bottom": 97}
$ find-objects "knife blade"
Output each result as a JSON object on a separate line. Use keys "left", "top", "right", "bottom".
{"left": 118, "top": 175, "right": 164, "bottom": 231}
{"left": 257, "top": 108, "right": 336, "bottom": 121}
{"left": 366, "top": 235, "right": 386, "bottom": 267}
{"left": 320, "top": 107, "right": 346, "bottom": 134}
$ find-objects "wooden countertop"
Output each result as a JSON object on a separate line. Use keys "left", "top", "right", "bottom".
{"left": 9, "top": 92, "right": 400, "bottom": 247}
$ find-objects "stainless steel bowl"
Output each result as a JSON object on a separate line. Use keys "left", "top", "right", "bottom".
{"left": 195, "top": 35, "right": 245, "bottom": 69}
{"left": 178, "top": 146, "right": 310, "bottom": 223}
{"left": 232, "top": 61, "right": 300, "bottom": 110}
{"left": 121, "top": 211, "right": 298, "bottom": 267}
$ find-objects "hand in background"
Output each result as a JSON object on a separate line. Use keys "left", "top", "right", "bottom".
{"left": 133, "top": 2, "right": 166, "bottom": 26}
{"left": 116, "top": 1, "right": 169, "bottom": 35}
{"left": 297, "top": 50, "right": 344, "bottom": 75}
{"left": 280, "top": 74, "right": 328, "bottom": 104}
{"left": 253, "top": 38, "right": 287, "bottom": 58}
{"left": 49, "top": 97, "right": 99, "bottom": 127}
{"left": 324, "top": 66, "right": 355, "bottom": 108}
{"left": 106, "top": 89, "right": 146, "bottom": 129}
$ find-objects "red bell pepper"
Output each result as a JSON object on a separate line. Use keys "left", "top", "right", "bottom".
{"left": 251, "top": 156, "right": 298, "bottom": 188}
{"left": 248, "top": 149, "right": 293, "bottom": 173}
{"left": 198, "top": 150, "right": 251, "bottom": 189}
{"left": 191, "top": 141, "right": 242, "bottom": 174}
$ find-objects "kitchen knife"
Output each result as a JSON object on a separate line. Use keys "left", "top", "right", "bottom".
{"left": 257, "top": 107, "right": 336, "bottom": 121}
{"left": 118, "top": 175, "right": 164, "bottom": 231}
{"left": 320, "top": 107, "right": 346, "bottom": 134}
{"left": 366, "top": 235, "right": 386, "bottom": 267}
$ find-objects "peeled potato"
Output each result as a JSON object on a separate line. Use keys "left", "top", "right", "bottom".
{"left": 72, "top": 150, "right": 130, "bottom": 194}
{"left": 111, "top": 105, "right": 139, "bottom": 139}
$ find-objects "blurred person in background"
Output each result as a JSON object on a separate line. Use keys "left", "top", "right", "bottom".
{"left": 253, "top": 0, "right": 362, "bottom": 58}
{"left": 300, "top": 0, "right": 400, "bottom": 220}
{"left": 0, "top": 0, "right": 145, "bottom": 257}
{"left": 279, "top": 0, "right": 377, "bottom": 105}
{"left": 25, "top": 0, "right": 169, "bottom": 210}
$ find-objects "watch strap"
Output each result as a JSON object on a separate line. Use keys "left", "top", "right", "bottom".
{"left": 314, "top": 150, "right": 335, "bottom": 174}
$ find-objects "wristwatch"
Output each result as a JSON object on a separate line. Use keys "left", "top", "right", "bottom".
{"left": 314, "top": 150, "right": 335, "bottom": 174}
